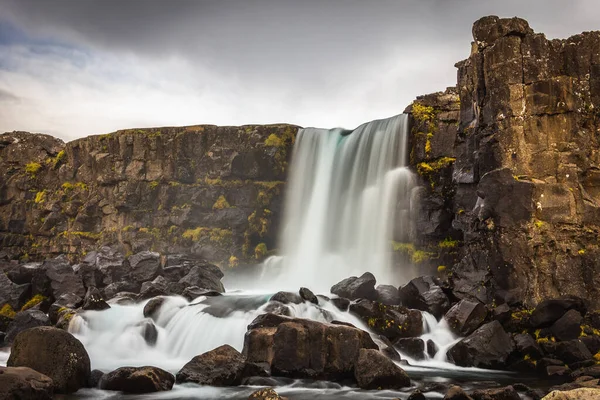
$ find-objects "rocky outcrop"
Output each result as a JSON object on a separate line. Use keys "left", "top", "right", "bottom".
{"left": 406, "top": 16, "right": 600, "bottom": 308}
{"left": 0, "top": 124, "right": 297, "bottom": 268}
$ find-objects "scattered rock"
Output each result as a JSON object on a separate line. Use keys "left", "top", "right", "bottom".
{"left": 376, "top": 284, "right": 401, "bottom": 305}
{"left": 330, "top": 272, "right": 377, "bottom": 301}
{"left": 513, "top": 333, "right": 542, "bottom": 358}
{"left": 447, "top": 321, "right": 514, "bottom": 369}
{"left": 176, "top": 345, "right": 246, "bottom": 386}
{"left": 5, "top": 309, "right": 50, "bottom": 344}
{"left": 103, "top": 281, "right": 141, "bottom": 299}
{"left": 354, "top": 348, "right": 411, "bottom": 390}
{"left": 88, "top": 369, "right": 104, "bottom": 388}
{"left": 0, "top": 273, "right": 30, "bottom": 310}
{"left": 138, "top": 276, "right": 169, "bottom": 300}
{"left": 7, "top": 326, "right": 91, "bottom": 393}
{"left": 0, "top": 366, "right": 54, "bottom": 400}
{"left": 408, "top": 390, "right": 427, "bottom": 400}
{"left": 349, "top": 298, "right": 423, "bottom": 340}
{"left": 541, "top": 339, "right": 593, "bottom": 364}
{"left": 143, "top": 297, "right": 167, "bottom": 321}
{"left": 248, "top": 388, "right": 287, "bottom": 400}
{"left": 529, "top": 296, "right": 587, "bottom": 328}
{"left": 331, "top": 297, "right": 350, "bottom": 311}
{"left": 138, "top": 319, "right": 159, "bottom": 346}
{"left": 100, "top": 366, "right": 174, "bottom": 393}
{"left": 128, "top": 251, "right": 162, "bottom": 284}
{"left": 444, "top": 385, "right": 474, "bottom": 400}
{"left": 399, "top": 276, "right": 450, "bottom": 318}
{"left": 444, "top": 299, "right": 487, "bottom": 336}
{"left": 181, "top": 286, "right": 222, "bottom": 301}
{"left": 394, "top": 337, "right": 426, "bottom": 360}
{"left": 270, "top": 291, "right": 303, "bottom": 304}
{"left": 299, "top": 287, "right": 318, "bottom": 304}
{"left": 550, "top": 309, "right": 582, "bottom": 341}
{"left": 179, "top": 264, "right": 224, "bottom": 293}
{"left": 82, "top": 286, "right": 110, "bottom": 311}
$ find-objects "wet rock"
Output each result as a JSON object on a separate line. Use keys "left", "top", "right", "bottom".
{"left": 581, "top": 335, "right": 600, "bottom": 355}
{"left": 88, "top": 369, "right": 104, "bottom": 388}
{"left": 55, "top": 307, "right": 77, "bottom": 330}
{"left": 103, "top": 281, "right": 141, "bottom": 299}
{"left": 447, "top": 321, "right": 514, "bottom": 369}
{"left": 176, "top": 344, "right": 246, "bottom": 386}
{"left": 263, "top": 301, "right": 292, "bottom": 316}
{"left": 270, "top": 291, "right": 303, "bottom": 304}
{"left": 394, "top": 337, "right": 426, "bottom": 360}
{"left": 299, "top": 287, "right": 318, "bottom": 304}
{"left": 513, "top": 333, "right": 542, "bottom": 358}
{"left": 376, "top": 335, "right": 402, "bottom": 362}
{"left": 399, "top": 276, "right": 450, "bottom": 318}
{"left": 529, "top": 296, "right": 587, "bottom": 328}
{"left": 550, "top": 309, "right": 582, "bottom": 341}
{"left": 95, "top": 247, "right": 128, "bottom": 286}
{"left": 0, "top": 366, "right": 54, "bottom": 400}
{"left": 444, "top": 385, "right": 474, "bottom": 400}
{"left": 48, "top": 293, "right": 83, "bottom": 324}
{"left": 100, "top": 366, "right": 174, "bottom": 393}
{"left": 179, "top": 264, "right": 225, "bottom": 293}
{"left": 427, "top": 339, "right": 438, "bottom": 358}
{"left": 354, "top": 348, "right": 411, "bottom": 389}
{"left": 138, "top": 276, "right": 169, "bottom": 300}
{"left": 0, "top": 273, "right": 30, "bottom": 310}
{"left": 471, "top": 385, "right": 520, "bottom": 400}
{"left": 8, "top": 326, "right": 91, "bottom": 393}
{"left": 546, "top": 365, "right": 571, "bottom": 379}
{"left": 5, "top": 262, "right": 41, "bottom": 285}
{"left": 376, "top": 284, "right": 401, "bottom": 305}
{"left": 408, "top": 390, "right": 427, "bottom": 400}
{"left": 44, "top": 257, "right": 86, "bottom": 300}
{"left": 444, "top": 299, "right": 487, "bottom": 336}
{"left": 82, "top": 286, "right": 110, "bottom": 311}
{"left": 248, "top": 388, "right": 288, "bottom": 400}
{"left": 138, "top": 319, "right": 158, "bottom": 346}
{"left": 331, "top": 297, "right": 350, "bottom": 311}
{"left": 143, "top": 297, "right": 167, "bottom": 321}
{"left": 128, "top": 251, "right": 162, "bottom": 284}
{"left": 181, "top": 286, "right": 222, "bottom": 301}
{"left": 541, "top": 339, "right": 593, "bottom": 364}
{"left": 541, "top": 388, "right": 600, "bottom": 399}
{"left": 5, "top": 309, "right": 50, "bottom": 344}
{"left": 349, "top": 298, "right": 423, "bottom": 340}
{"left": 491, "top": 303, "right": 511, "bottom": 324}
{"left": 330, "top": 272, "right": 377, "bottom": 301}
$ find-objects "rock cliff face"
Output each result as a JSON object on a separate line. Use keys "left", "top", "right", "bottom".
{"left": 407, "top": 16, "right": 600, "bottom": 307}
{"left": 0, "top": 125, "right": 297, "bottom": 267}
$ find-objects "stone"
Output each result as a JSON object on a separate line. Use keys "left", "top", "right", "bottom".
{"left": 349, "top": 298, "right": 423, "bottom": 340}
{"left": 44, "top": 257, "right": 86, "bottom": 300}
{"left": 100, "top": 366, "right": 174, "bottom": 393}
{"left": 444, "top": 385, "right": 474, "bottom": 400}
{"left": 447, "top": 321, "right": 514, "bottom": 369}
{"left": 399, "top": 276, "right": 450, "bottom": 318}
{"left": 444, "top": 299, "right": 487, "bottom": 336}
{"left": 530, "top": 297, "right": 587, "bottom": 328}
{"left": 270, "top": 291, "right": 303, "bottom": 304}
{"left": 541, "top": 388, "right": 600, "bottom": 400}
{"left": 82, "top": 286, "right": 110, "bottom": 311}
{"left": 472, "top": 16, "right": 533, "bottom": 47}
{"left": 375, "top": 284, "right": 401, "bottom": 305}
{"left": 7, "top": 326, "right": 91, "bottom": 393}
{"left": 408, "top": 390, "right": 427, "bottom": 400}
{"left": 330, "top": 272, "right": 377, "bottom": 301}
{"left": 143, "top": 297, "right": 167, "bottom": 321}
{"left": 88, "top": 369, "right": 104, "bottom": 388}
{"left": 5, "top": 309, "right": 50, "bottom": 344}
{"left": 394, "top": 337, "right": 426, "bottom": 360}
{"left": 176, "top": 345, "right": 246, "bottom": 386}
{"left": 128, "top": 251, "right": 162, "bottom": 284}
{"left": 138, "top": 319, "right": 158, "bottom": 346}
{"left": 354, "top": 348, "right": 411, "bottom": 389}
{"left": 0, "top": 273, "right": 30, "bottom": 310}
{"left": 550, "top": 309, "right": 583, "bottom": 341}
{"left": 299, "top": 287, "right": 318, "bottom": 304}
{"left": 541, "top": 339, "right": 593, "bottom": 365}
{"left": 138, "top": 276, "right": 169, "bottom": 300}
{"left": 331, "top": 297, "right": 350, "bottom": 311}
{"left": 179, "top": 265, "right": 225, "bottom": 293}
{"left": 471, "top": 386, "right": 520, "bottom": 400}
{"left": 581, "top": 335, "right": 600, "bottom": 355}
{"left": 0, "top": 366, "right": 54, "bottom": 400}
{"left": 103, "top": 280, "right": 141, "bottom": 299}
{"left": 513, "top": 333, "right": 542, "bottom": 358}
{"left": 181, "top": 286, "right": 222, "bottom": 301}
{"left": 248, "top": 388, "right": 288, "bottom": 400}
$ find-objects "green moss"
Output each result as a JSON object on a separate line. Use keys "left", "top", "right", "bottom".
{"left": 264, "top": 134, "right": 283, "bottom": 147}
{"left": 0, "top": 304, "right": 16, "bottom": 318}
{"left": 391, "top": 241, "right": 433, "bottom": 264}
{"left": 412, "top": 250, "right": 433, "bottom": 264}
{"left": 168, "top": 225, "right": 178, "bottom": 235}
{"left": 439, "top": 237, "right": 459, "bottom": 249}
{"left": 21, "top": 294, "right": 46, "bottom": 311}
{"left": 148, "top": 130, "right": 162, "bottom": 139}
{"left": 412, "top": 102, "right": 436, "bottom": 123}
{"left": 212, "top": 195, "right": 231, "bottom": 210}
{"left": 417, "top": 157, "right": 456, "bottom": 176}
{"left": 34, "top": 190, "right": 46, "bottom": 204}
{"left": 53, "top": 150, "right": 66, "bottom": 169}
{"left": 61, "top": 231, "right": 102, "bottom": 240}
{"left": 149, "top": 181, "right": 159, "bottom": 190}
{"left": 392, "top": 241, "right": 415, "bottom": 254}
{"left": 228, "top": 255, "right": 239, "bottom": 268}
{"left": 182, "top": 227, "right": 232, "bottom": 244}
{"left": 437, "top": 265, "right": 447, "bottom": 273}
{"left": 254, "top": 243, "right": 268, "bottom": 259}
{"left": 25, "top": 162, "right": 42, "bottom": 177}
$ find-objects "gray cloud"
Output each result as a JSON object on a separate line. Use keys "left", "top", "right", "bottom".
{"left": 0, "top": 0, "right": 599, "bottom": 140}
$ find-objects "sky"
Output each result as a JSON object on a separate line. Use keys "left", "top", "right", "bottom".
{"left": 0, "top": 1, "right": 599, "bottom": 141}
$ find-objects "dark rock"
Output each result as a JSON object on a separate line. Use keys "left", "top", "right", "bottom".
{"left": 103, "top": 281, "right": 141, "bottom": 299}
{"left": 0, "top": 366, "right": 54, "bottom": 400}
{"left": 263, "top": 301, "right": 291, "bottom": 316}
{"left": 6, "top": 262, "right": 41, "bottom": 285}
{"left": 472, "top": 16, "right": 533, "bottom": 47}
{"left": 176, "top": 344, "right": 246, "bottom": 386}
{"left": 583, "top": 311, "right": 600, "bottom": 330}
{"left": 331, "top": 297, "right": 350, "bottom": 311}
{"left": 7, "top": 326, "right": 91, "bottom": 393}
{"left": 181, "top": 286, "right": 222, "bottom": 301}
{"left": 376, "top": 284, "right": 401, "bottom": 305}
{"left": 248, "top": 388, "right": 287, "bottom": 400}
{"left": 5, "top": 309, "right": 50, "bottom": 344}
{"left": 143, "top": 297, "right": 167, "bottom": 321}
{"left": 354, "top": 348, "right": 411, "bottom": 389}
{"left": 541, "top": 339, "right": 593, "bottom": 364}
{"left": 44, "top": 257, "right": 86, "bottom": 300}
{"left": 377, "top": 335, "right": 402, "bottom": 362}
{"left": 270, "top": 291, "right": 303, "bottom": 304}
{"left": 82, "top": 286, "right": 110, "bottom": 311}
{"left": 138, "top": 276, "right": 169, "bottom": 300}
{"left": 471, "top": 386, "right": 520, "bottom": 400}
{"left": 581, "top": 335, "right": 600, "bottom": 355}
{"left": 444, "top": 299, "right": 487, "bottom": 336}
{"left": 444, "top": 385, "right": 474, "bottom": 400}
{"left": 179, "top": 265, "right": 225, "bottom": 293}
{"left": 349, "top": 298, "right": 423, "bottom": 340}
{"left": 529, "top": 296, "right": 587, "bottom": 328}
{"left": 242, "top": 376, "right": 292, "bottom": 386}
{"left": 427, "top": 339, "right": 438, "bottom": 358}
{"left": 546, "top": 365, "right": 571, "bottom": 379}
{"left": 394, "top": 337, "right": 426, "bottom": 360}
{"left": 491, "top": 303, "right": 511, "bottom": 324}
{"left": 138, "top": 319, "right": 158, "bottom": 346}
{"left": 88, "top": 369, "right": 104, "bottom": 388}
{"left": 128, "top": 251, "right": 162, "bottom": 284}
{"left": 550, "top": 309, "right": 583, "bottom": 341}
{"left": 399, "top": 276, "right": 450, "bottom": 318}
{"left": 95, "top": 247, "right": 128, "bottom": 286}
{"left": 408, "top": 390, "right": 427, "bottom": 400}
{"left": 574, "top": 365, "right": 600, "bottom": 379}
{"left": 100, "top": 366, "right": 174, "bottom": 393}
{"left": 330, "top": 272, "right": 377, "bottom": 301}
{"left": 447, "top": 321, "right": 514, "bottom": 369}
{"left": 0, "top": 273, "right": 30, "bottom": 310}
{"left": 299, "top": 287, "right": 318, "bottom": 304}
{"left": 513, "top": 333, "right": 542, "bottom": 358}
{"left": 48, "top": 293, "right": 82, "bottom": 325}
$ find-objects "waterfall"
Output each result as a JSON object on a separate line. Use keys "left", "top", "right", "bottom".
{"left": 262, "top": 114, "right": 415, "bottom": 292}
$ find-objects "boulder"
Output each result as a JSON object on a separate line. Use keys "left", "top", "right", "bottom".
{"left": 128, "top": 251, "right": 162, "bottom": 284}
{"left": 541, "top": 388, "right": 600, "bottom": 399}
{"left": 82, "top": 286, "right": 110, "bottom": 311}
{"left": 447, "top": 321, "right": 515, "bottom": 369}
{"left": 44, "top": 257, "right": 86, "bottom": 300}
{"left": 444, "top": 385, "right": 474, "bottom": 400}
{"left": 541, "top": 339, "right": 593, "bottom": 365}
{"left": 550, "top": 309, "right": 582, "bottom": 341}
{"left": 181, "top": 286, "right": 222, "bottom": 301}
{"left": 444, "top": 299, "right": 487, "bottom": 336}
{"left": 472, "top": 16, "right": 533, "bottom": 47}
{"left": 349, "top": 298, "right": 423, "bottom": 340}
{"left": 88, "top": 369, "right": 104, "bottom": 388}
{"left": 331, "top": 297, "right": 350, "bottom": 311}
{"left": 179, "top": 265, "right": 225, "bottom": 293}
{"left": 0, "top": 366, "right": 53, "bottom": 400}
{"left": 513, "top": 333, "right": 542, "bottom": 358}
{"left": 529, "top": 296, "right": 587, "bottom": 328}
{"left": 0, "top": 273, "right": 30, "bottom": 310}
{"left": 376, "top": 284, "right": 401, "bottom": 305}
{"left": 95, "top": 247, "right": 128, "bottom": 286}
{"left": 176, "top": 344, "right": 246, "bottom": 386}
{"left": 299, "top": 287, "right": 318, "bottom": 304}
{"left": 354, "top": 348, "right": 411, "bottom": 389}
{"left": 394, "top": 337, "right": 426, "bottom": 360}
{"left": 7, "top": 326, "right": 91, "bottom": 393}
{"left": 270, "top": 291, "right": 303, "bottom": 304}
{"left": 399, "top": 276, "right": 450, "bottom": 318}
{"left": 330, "top": 272, "right": 377, "bottom": 301}
{"left": 248, "top": 388, "right": 288, "bottom": 400}
{"left": 143, "top": 297, "right": 167, "bottom": 321}
{"left": 138, "top": 276, "right": 169, "bottom": 300}
{"left": 408, "top": 390, "right": 427, "bottom": 400}
{"left": 471, "top": 386, "right": 520, "bottom": 400}
{"left": 100, "top": 366, "right": 174, "bottom": 393}
{"left": 138, "top": 319, "right": 158, "bottom": 346}
{"left": 5, "top": 310, "right": 50, "bottom": 344}
{"left": 103, "top": 280, "right": 141, "bottom": 299}
{"left": 581, "top": 335, "right": 600, "bottom": 355}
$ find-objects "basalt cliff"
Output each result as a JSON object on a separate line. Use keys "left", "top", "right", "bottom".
{"left": 1, "top": 16, "right": 599, "bottom": 308}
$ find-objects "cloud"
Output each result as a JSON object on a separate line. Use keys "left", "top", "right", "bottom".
{"left": 0, "top": 0, "right": 599, "bottom": 140}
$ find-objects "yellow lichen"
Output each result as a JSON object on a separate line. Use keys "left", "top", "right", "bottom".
{"left": 439, "top": 237, "right": 459, "bottom": 249}
{"left": 53, "top": 150, "right": 66, "bottom": 168}
{"left": 254, "top": 243, "right": 268, "bottom": 259}
{"left": 149, "top": 181, "right": 159, "bottom": 190}
{"left": 264, "top": 134, "right": 283, "bottom": 147}
{"left": 412, "top": 103, "right": 436, "bottom": 123}
{"left": 21, "top": 294, "right": 46, "bottom": 311}
{"left": 25, "top": 162, "right": 42, "bottom": 176}
{"left": 437, "top": 265, "right": 447, "bottom": 273}
{"left": 228, "top": 255, "right": 239, "bottom": 268}
{"left": 417, "top": 157, "right": 456, "bottom": 176}
{"left": 578, "top": 249, "right": 586, "bottom": 255}
{"left": 0, "top": 304, "right": 16, "bottom": 318}
{"left": 34, "top": 190, "right": 46, "bottom": 204}
{"left": 212, "top": 195, "right": 231, "bottom": 210}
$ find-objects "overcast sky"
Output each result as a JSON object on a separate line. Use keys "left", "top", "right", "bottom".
{"left": 0, "top": 0, "right": 599, "bottom": 141}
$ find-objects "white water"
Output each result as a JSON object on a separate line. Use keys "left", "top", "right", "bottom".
{"left": 261, "top": 114, "right": 416, "bottom": 292}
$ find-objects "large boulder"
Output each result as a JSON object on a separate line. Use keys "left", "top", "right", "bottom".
{"left": 7, "top": 326, "right": 91, "bottom": 393}
{"left": 394, "top": 337, "right": 426, "bottom": 360}
{"left": 0, "top": 273, "right": 30, "bottom": 310}
{"left": 81, "top": 286, "right": 110, "bottom": 311}
{"left": 176, "top": 345, "right": 246, "bottom": 386}
{"left": 0, "top": 366, "right": 54, "bottom": 400}
{"left": 44, "top": 257, "right": 85, "bottom": 300}
{"left": 330, "top": 272, "right": 377, "bottom": 301}
{"left": 447, "top": 321, "right": 515, "bottom": 369}
{"left": 354, "top": 348, "right": 411, "bottom": 389}
{"left": 444, "top": 385, "right": 474, "bottom": 400}
{"left": 472, "top": 16, "right": 533, "bottom": 48}
{"left": 299, "top": 287, "right": 318, "bottom": 305}
{"left": 399, "top": 276, "right": 450, "bottom": 318}
{"left": 376, "top": 284, "right": 401, "bottom": 305}
{"left": 99, "top": 366, "right": 174, "bottom": 394}
{"left": 128, "top": 251, "right": 162, "bottom": 284}
{"left": 529, "top": 296, "right": 587, "bottom": 328}
{"left": 95, "top": 247, "right": 128, "bottom": 286}
{"left": 270, "top": 291, "right": 303, "bottom": 304}
{"left": 540, "top": 339, "right": 593, "bottom": 365}
{"left": 349, "top": 298, "right": 423, "bottom": 340}
{"left": 444, "top": 299, "right": 487, "bottom": 336}
{"left": 541, "top": 388, "right": 600, "bottom": 399}
{"left": 243, "top": 314, "right": 378, "bottom": 381}
{"left": 5, "top": 309, "right": 50, "bottom": 344}
{"left": 550, "top": 309, "right": 582, "bottom": 342}
{"left": 179, "top": 265, "right": 225, "bottom": 293}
